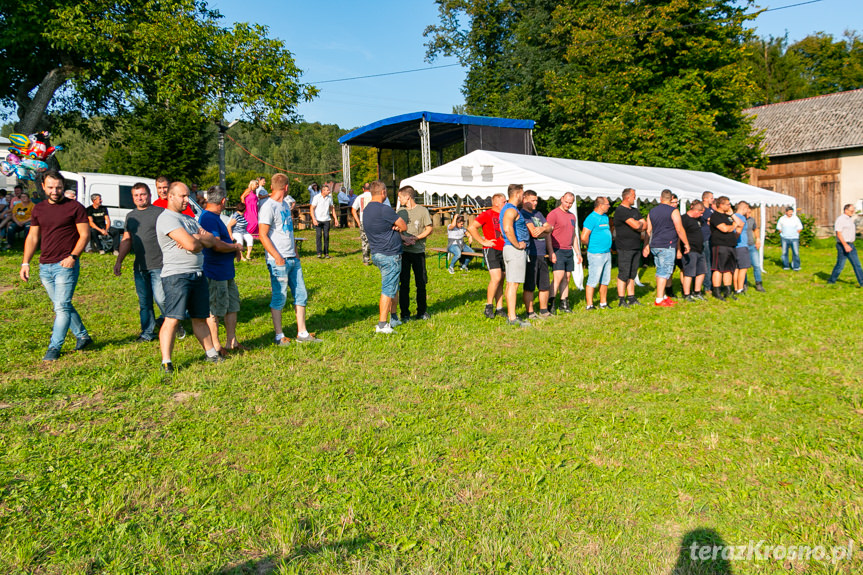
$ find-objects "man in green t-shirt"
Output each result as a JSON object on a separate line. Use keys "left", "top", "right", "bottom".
{"left": 396, "top": 186, "right": 433, "bottom": 321}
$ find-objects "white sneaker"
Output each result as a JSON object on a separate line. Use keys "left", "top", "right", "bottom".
{"left": 448, "top": 267, "right": 455, "bottom": 274}
{"left": 375, "top": 324, "right": 394, "bottom": 334}
{"left": 389, "top": 316, "right": 403, "bottom": 327}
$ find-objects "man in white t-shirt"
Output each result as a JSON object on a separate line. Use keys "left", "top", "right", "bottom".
{"left": 776, "top": 206, "right": 803, "bottom": 271}
{"left": 258, "top": 173, "right": 321, "bottom": 345}
{"left": 351, "top": 182, "right": 374, "bottom": 265}
{"left": 827, "top": 203, "right": 863, "bottom": 286}
{"left": 310, "top": 184, "right": 340, "bottom": 258}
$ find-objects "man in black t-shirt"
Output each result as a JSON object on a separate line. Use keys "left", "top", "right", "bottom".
{"left": 86, "top": 193, "right": 121, "bottom": 254}
{"left": 700, "top": 191, "right": 715, "bottom": 289}
{"left": 708, "top": 196, "right": 743, "bottom": 301}
{"left": 612, "top": 187, "right": 645, "bottom": 307}
{"left": 681, "top": 201, "right": 707, "bottom": 301}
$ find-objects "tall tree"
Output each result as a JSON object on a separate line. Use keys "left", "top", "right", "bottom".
{"left": 0, "top": 0, "right": 316, "bottom": 134}
{"left": 744, "top": 31, "right": 863, "bottom": 106}
{"left": 426, "top": 0, "right": 766, "bottom": 178}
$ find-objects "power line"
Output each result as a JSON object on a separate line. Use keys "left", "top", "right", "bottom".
{"left": 306, "top": 0, "right": 825, "bottom": 85}
{"left": 308, "top": 63, "right": 461, "bottom": 85}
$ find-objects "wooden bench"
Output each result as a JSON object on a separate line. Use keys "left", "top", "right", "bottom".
{"left": 428, "top": 247, "right": 486, "bottom": 269}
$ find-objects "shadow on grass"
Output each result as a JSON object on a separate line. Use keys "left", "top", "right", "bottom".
{"left": 211, "top": 536, "right": 373, "bottom": 574}
{"left": 670, "top": 528, "right": 733, "bottom": 575}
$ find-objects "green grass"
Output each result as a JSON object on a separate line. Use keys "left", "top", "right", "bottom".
{"left": 1, "top": 228, "right": 861, "bottom": 574}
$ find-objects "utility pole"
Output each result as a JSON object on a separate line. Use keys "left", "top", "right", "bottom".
{"left": 217, "top": 119, "right": 240, "bottom": 192}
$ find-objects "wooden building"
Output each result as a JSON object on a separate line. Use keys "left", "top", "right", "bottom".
{"left": 745, "top": 89, "right": 863, "bottom": 235}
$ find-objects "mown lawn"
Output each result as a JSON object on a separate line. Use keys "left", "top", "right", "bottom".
{"left": 0, "top": 228, "right": 861, "bottom": 574}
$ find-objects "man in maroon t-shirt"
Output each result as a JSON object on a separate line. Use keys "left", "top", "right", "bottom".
{"left": 467, "top": 193, "right": 507, "bottom": 319}
{"left": 20, "top": 171, "right": 93, "bottom": 361}
{"left": 546, "top": 192, "right": 582, "bottom": 313}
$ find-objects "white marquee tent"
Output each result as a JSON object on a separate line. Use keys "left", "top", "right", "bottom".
{"left": 401, "top": 150, "right": 795, "bottom": 286}
{"left": 400, "top": 149, "right": 795, "bottom": 207}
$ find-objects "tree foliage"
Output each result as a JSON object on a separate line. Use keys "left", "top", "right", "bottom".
{"left": 425, "top": 0, "right": 766, "bottom": 178}
{"left": 0, "top": 0, "right": 316, "bottom": 134}
{"left": 744, "top": 31, "right": 863, "bottom": 106}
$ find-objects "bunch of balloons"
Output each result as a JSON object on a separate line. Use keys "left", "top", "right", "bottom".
{"left": 1, "top": 131, "right": 63, "bottom": 181}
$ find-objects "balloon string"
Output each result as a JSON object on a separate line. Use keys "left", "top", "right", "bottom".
{"left": 225, "top": 133, "right": 357, "bottom": 176}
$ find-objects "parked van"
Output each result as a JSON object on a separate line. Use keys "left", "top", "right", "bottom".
{"left": 59, "top": 172, "right": 216, "bottom": 229}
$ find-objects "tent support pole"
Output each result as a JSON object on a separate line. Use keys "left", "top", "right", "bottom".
{"left": 760, "top": 204, "right": 767, "bottom": 275}
{"left": 419, "top": 118, "right": 431, "bottom": 174}
{"left": 341, "top": 144, "right": 351, "bottom": 193}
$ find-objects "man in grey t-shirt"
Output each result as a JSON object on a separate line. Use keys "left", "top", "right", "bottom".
{"left": 258, "top": 172, "right": 320, "bottom": 345}
{"left": 113, "top": 182, "right": 173, "bottom": 342}
{"left": 155, "top": 182, "right": 221, "bottom": 373}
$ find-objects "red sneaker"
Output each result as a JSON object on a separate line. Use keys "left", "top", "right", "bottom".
{"left": 654, "top": 298, "right": 675, "bottom": 307}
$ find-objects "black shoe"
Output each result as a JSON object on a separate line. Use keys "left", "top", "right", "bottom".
{"left": 618, "top": 299, "right": 630, "bottom": 308}
{"left": 413, "top": 312, "right": 430, "bottom": 321}
{"left": 495, "top": 308, "right": 507, "bottom": 318}
{"left": 43, "top": 348, "right": 61, "bottom": 362}
{"left": 559, "top": 301, "right": 572, "bottom": 313}
{"left": 177, "top": 324, "right": 186, "bottom": 339}
{"left": 483, "top": 305, "right": 495, "bottom": 319}
{"left": 598, "top": 303, "right": 610, "bottom": 310}
{"left": 585, "top": 305, "right": 596, "bottom": 311}
{"left": 548, "top": 302, "right": 556, "bottom": 315}
{"left": 205, "top": 354, "right": 225, "bottom": 364}
{"left": 627, "top": 297, "right": 642, "bottom": 306}
{"left": 724, "top": 286, "right": 737, "bottom": 300}
{"left": 75, "top": 335, "right": 93, "bottom": 351}
{"left": 160, "top": 362, "right": 174, "bottom": 374}
{"left": 755, "top": 282, "right": 766, "bottom": 292}
{"left": 136, "top": 335, "right": 155, "bottom": 343}
{"left": 711, "top": 287, "right": 726, "bottom": 301}
{"left": 683, "top": 294, "right": 694, "bottom": 302}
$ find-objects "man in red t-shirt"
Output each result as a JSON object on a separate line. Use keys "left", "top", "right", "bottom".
{"left": 546, "top": 192, "right": 583, "bottom": 313}
{"left": 20, "top": 171, "right": 93, "bottom": 361}
{"left": 152, "top": 175, "right": 194, "bottom": 217}
{"left": 467, "top": 193, "right": 507, "bottom": 319}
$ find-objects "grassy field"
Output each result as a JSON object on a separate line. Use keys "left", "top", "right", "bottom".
{"left": 0, "top": 227, "right": 861, "bottom": 574}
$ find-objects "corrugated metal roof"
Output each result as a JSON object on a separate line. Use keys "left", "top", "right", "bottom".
{"left": 744, "top": 89, "right": 863, "bottom": 157}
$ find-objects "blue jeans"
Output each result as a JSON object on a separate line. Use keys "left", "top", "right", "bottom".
{"left": 268, "top": 258, "right": 308, "bottom": 309}
{"left": 828, "top": 243, "right": 863, "bottom": 285}
{"left": 39, "top": 261, "right": 88, "bottom": 351}
{"left": 747, "top": 245, "right": 762, "bottom": 283}
{"left": 134, "top": 268, "right": 166, "bottom": 340}
{"left": 781, "top": 237, "right": 800, "bottom": 270}
{"left": 447, "top": 243, "right": 475, "bottom": 269}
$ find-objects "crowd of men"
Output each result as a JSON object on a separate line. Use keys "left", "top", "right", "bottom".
{"left": 12, "top": 172, "right": 862, "bottom": 363}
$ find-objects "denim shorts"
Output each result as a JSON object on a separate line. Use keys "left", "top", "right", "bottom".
{"left": 372, "top": 253, "right": 401, "bottom": 298}
{"left": 268, "top": 258, "right": 308, "bottom": 310}
{"left": 651, "top": 247, "right": 676, "bottom": 279}
{"left": 586, "top": 251, "right": 611, "bottom": 287}
{"left": 162, "top": 272, "right": 210, "bottom": 319}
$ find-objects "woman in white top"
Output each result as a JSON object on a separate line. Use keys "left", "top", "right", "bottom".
{"left": 446, "top": 214, "right": 476, "bottom": 273}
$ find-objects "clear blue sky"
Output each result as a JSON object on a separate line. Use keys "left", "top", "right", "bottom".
{"left": 210, "top": 0, "right": 861, "bottom": 130}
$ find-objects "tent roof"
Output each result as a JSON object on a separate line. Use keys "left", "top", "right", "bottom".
{"left": 338, "top": 111, "right": 535, "bottom": 150}
{"left": 400, "top": 150, "right": 795, "bottom": 207}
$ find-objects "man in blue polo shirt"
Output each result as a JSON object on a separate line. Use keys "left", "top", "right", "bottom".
{"left": 199, "top": 186, "right": 246, "bottom": 355}
{"left": 581, "top": 197, "right": 613, "bottom": 310}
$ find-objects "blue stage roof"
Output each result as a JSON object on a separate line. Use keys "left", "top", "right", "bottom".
{"left": 338, "top": 111, "right": 535, "bottom": 149}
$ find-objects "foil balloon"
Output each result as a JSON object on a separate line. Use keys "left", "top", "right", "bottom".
{"left": 5, "top": 152, "right": 21, "bottom": 165}
{"left": 8, "top": 133, "right": 29, "bottom": 148}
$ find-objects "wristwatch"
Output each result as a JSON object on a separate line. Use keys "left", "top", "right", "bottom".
{"left": 71, "top": 254, "right": 79, "bottom": 261}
